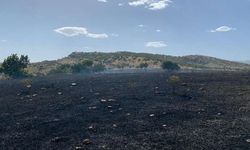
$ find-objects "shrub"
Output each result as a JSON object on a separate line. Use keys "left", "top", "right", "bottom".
{"left": 161, "top": 61, "right": 180, "bottom": 71}
{"left": 49, "top": 64, "right": 72, "bottom": 74}
{"left": 138, "top": 63, "right": 148, "bottom": 69}
{"left": 0, "top": 54, "right": 30, "bottom": 78}
{"left": 71, "top": 60, "right": 93, "bottom": 73}
{"left": 168, "top": 75, "right": 181, "bottom": 94}
{"left": 92, "top": 64, "right": 106, "bottom": 72}
{"left": 48, "top": 60, "right": 106, "bottom": 75}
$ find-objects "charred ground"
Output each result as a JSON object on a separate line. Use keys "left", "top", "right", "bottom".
{"left": 0, "top": 72, "right": 250, "bottom": 150}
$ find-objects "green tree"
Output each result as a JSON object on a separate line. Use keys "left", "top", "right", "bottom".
{"left": 161, "top": 61, "right": 180, "bottom": 71}
{"left": 0, "top": 54, "right": 30, "bottom": 77}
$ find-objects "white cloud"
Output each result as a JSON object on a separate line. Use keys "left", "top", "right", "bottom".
{"left": 110, "top": 33, "right": 119, "bottom": 37}
{"left": 97, "top": 0, "right": 107, "bottom": 2}
{"left": 145, "top": 41, "right": 167, "bottom": 48}
{"left": 118, "top": 3, "right": 124, "bottom": 6}
{"left": 129, "top": 0, "right": 172, "bottom": 10}
{"left": 54, "top": 27, "right": 88, "bottom": 37}
{"left": 210, "top": 26, "right": 236, "bottom": 33}
{"left": 86, "top": 33, "right": 108, "bottom": 39}
{"left": 129, "top": 0, "right": 148, "bottom": 6}
{"left": 54, "top": 27, "right": 109, "bottom": 39}
{"left": 156, "top": 29, "right": 161, "bottom": 32}
{"left": 138, "top": 24, "right": 145, "bottom": 27}
{"left": 1, "top": 40, "right": 7, "bottom": 42}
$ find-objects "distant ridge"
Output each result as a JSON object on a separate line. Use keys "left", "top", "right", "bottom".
{"left": 240, "top": 60, "right": 250, "bottom": 64}
{"left": 29, "top": 51, "right": 250, "bottom": 75}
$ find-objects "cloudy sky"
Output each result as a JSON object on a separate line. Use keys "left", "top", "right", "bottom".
{"left": 0, "top": 0, "right": 250, "bottom": 62}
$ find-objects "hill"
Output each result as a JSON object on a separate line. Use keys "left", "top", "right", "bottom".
{"left": 240, "top": 61, "right": 250, "bottom": 64}
{"left": 28, "top": 51, "right": 250, "bottom": 75}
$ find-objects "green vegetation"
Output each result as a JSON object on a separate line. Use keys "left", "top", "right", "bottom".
{"left": 92, "top": 64, "right": 106, "bottom": 72}
{"left": 49, "top": 64, "right": 72, "bottom": 74}
{"left": 71, "top": 60, "right": 93, "bottom": 73}
{"left": 0, "top": 54, "right": 30, "bottom": 78}
{"left": 161, "top": 61, "right": 180, "bottom": 71}
{"left": 138, "top": 63, "right": 149, "bottom": 69}
{"left": 8, "top": 51, "right": 250, "bottom": 76}
{"left": 48, "top": 60, "right": 106, "bottom": 75}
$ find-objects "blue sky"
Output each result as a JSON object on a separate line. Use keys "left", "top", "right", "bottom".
{"left": 0, "top": 0, "right": 250, "bottom": 62}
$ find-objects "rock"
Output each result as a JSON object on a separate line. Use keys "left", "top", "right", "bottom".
{"left": 53, "top": 118, "right": 60, "bottom": 122}
{"left": 51, "top": 137, "right": 66, "bottom": 143}
{"left": 26, "top": 85, "right": 32, "bottom": 88}
{"left": 181, "top": 83, "right": 188, "bottom": 86}
{"left": 58, "top": 92, "right": 63, "bottom": 95}
{"left": 75, "top": 146, "right": 84, "bottom": 150}
{"left": 217, "top": 112, "right": 222, "bottom": 116}
{"left": 199, "top": 87, "right": 205, "bottom": 91}
{"left": 88, "top": 106, "right": 97, "bottom": 110}
{"left": 71, "top": 83, "right": 77, "bottom": 86}
{"left": 32, "top": 94, "right": 38, "bottom": 97}
{"left": 246, "top": 139, "right": 250, "bottom": 143}
{"left": 82, "top": 139, "right": 92, "bottom": 145}
{"left": 154, "top": 91, "right": 165, "bottom": 96}
{"left": 126, "top": 113, "right": 131, "bottom": 116}
{"left": 238, "top": 92, "right": 244, "bottom": 96}
{"left": 100, "top": 99, "right": 107, "bottom": 102}
{"left": 107, "top": 106, "right": 113, "bottom": 109}
{"left": 88, "top": 125, "right": 96, "bottom": 132}
{"left": 113, "top": 124, "right": 117, "bottom": 128}
{"left": 162, "top": 124, "right": 167, "bottom": 127}
{"left": 26, "top": 95, "right": 31, "bottom": 98}
{"left": 108, "top": 99, "right": 116, "bottom": 102}
{"left": 94, "top": 92, "right": 100, "bottom": 96}
{"left": 149, "top": 114, "right": 155, "bottom": 117}
{"left": 80, "top": 97, "right": 85, "bottom": 100}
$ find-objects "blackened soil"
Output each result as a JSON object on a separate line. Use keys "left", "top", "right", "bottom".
{"left": 0, "top": 72, "right": 250, "bottom": 150}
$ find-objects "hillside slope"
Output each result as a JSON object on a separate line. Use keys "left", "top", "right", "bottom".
{"left": 29, "top": 51, "right": 250, "bottom": 75}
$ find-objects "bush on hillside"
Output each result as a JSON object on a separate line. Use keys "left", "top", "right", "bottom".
{"left": 92, "top": 64, "right": 106, "bottom": 72}
{"left": 138, "top": 63, "right": 149, "bottom": 69}
{"left": 49, "top": 64, "right": 72, "bottom": 74}
{"left": 0, "top": 54, "right": 30, "bottom": 78}
{"left": 161, "top": 61, "right": 180, "bottom": 71}
{"left": 71, "top": 60, "right": 93, "bottom": 73}
{"left": 49, "top": 60, "right": 106, "bottom": 74}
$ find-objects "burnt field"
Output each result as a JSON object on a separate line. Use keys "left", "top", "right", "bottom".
{"left": 0, "top": 72, "right": 250, "bottom": 150}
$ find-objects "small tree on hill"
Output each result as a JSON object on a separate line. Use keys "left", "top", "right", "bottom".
{"left": 161, "top": 61, "right": 180, "bottom": 71}
{"left": 0, "top": 54, "right": 29, "bottom": 78}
